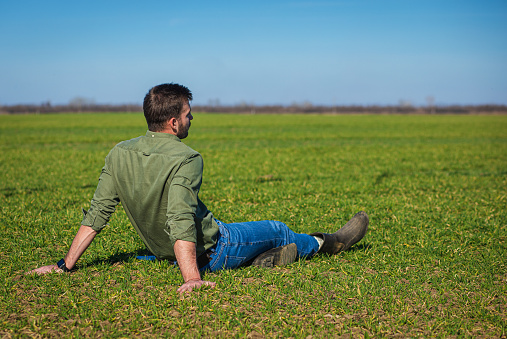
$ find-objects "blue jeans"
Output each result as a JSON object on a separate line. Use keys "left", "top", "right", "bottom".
{"left": 199, "top": 219, "right": 320, "bottom": 272}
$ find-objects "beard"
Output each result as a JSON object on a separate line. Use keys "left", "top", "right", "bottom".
{"left": 176, "top": 120, "right": 190, "bottom": 139}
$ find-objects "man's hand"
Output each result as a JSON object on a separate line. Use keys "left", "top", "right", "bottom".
{"left": 177, "top": 279, "right": 216, "bottom": 294}
{"left": 25, "top": 225, "right": 98, "bottom": 276}
{"left": 174, "top": 240, "right": 216, "bottom": 294}
{"left": 26, "top": 265, "right": 62, "bottom": 275}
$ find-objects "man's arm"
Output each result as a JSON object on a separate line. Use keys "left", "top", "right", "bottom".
{"left": 174, "top": 240, "right": 216, "bottom": 293}
{"left": 167, "top": 155, "right": 216, "bottom": 293}
{"left": 27, "top": 225, "right": 98, "bottom": 275}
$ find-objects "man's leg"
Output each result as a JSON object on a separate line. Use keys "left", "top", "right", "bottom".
{"left": 201, "top": 219, "right": 320, "bottom": 272}
{"left": 200, "top": 211, "right": 369, "bottom": 272}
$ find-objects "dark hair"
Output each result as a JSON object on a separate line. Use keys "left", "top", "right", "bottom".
{"left": 143, "top": 83, "right": 193, "bottom": 132}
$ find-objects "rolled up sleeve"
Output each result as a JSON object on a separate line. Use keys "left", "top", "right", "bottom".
{"left": 82, "top": 163, "right": 120, "bottom": 232}
{"left": 165, "top": 154, "right": 203, "bottom": 245}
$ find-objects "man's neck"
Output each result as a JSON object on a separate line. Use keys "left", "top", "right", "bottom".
{"left": 150, "top": 128, "right": 177, "bottom": 136}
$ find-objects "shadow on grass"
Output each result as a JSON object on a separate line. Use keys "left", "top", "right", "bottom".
{"left": 307, "top": 242, "right": 373, "bottom": 262}
{"left": 80, "top": 242, "right": 373, "bottom": 270}
{"left": 82, "top": 248, "right": 156, "bottom": 268}
{"left": 1, "top": 186, "right": 49, "bottom": 197}
{"left": 347, "top": 242, "right": 372, "bottom": 252}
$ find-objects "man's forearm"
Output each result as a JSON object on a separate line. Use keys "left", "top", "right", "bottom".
{"left": 27, "top": 224, "right": 98, "bottom": 275}
{"left": 64, "top": 225, "right": 98, "bottom": 269}
{"left": 173, "top": 240, "right": 201, "bottom": 282}
{"left": 174, "top": 240, "right": 215, "bottom": 293}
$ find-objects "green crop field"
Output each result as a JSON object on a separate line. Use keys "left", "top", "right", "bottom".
{"left": 0, "top": 113, "right": 506, "bottom": 338}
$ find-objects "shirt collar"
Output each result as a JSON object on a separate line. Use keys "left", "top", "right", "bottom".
{"left": 145, "top": 130, "right": 181, "bottom": 142}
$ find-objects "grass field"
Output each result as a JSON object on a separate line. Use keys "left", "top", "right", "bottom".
{"left": 0, "top": 113, "right": 506, "bottom": 338}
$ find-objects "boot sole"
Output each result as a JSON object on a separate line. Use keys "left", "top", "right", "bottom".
{"left": 251, "top": 243, "right": 298, "bottom": 268}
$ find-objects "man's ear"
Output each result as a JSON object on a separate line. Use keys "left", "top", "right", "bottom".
{"left": 168, "top": 117, "right": 178, "bottom": 130}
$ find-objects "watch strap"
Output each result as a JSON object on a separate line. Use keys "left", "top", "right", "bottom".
{"left": 56, "top": 258, "right": 71, "bottom": 272}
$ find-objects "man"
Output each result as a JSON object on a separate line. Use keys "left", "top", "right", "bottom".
{"left": 29, "top": 83, "right": 369, "bottom": 293}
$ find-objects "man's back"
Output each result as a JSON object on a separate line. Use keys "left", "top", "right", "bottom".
{"left": 82, "top": 131, "right": 218, "bottom": 260}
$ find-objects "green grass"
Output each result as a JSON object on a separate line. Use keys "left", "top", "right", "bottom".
{"left": 0, "top": 113, "right": 506, "bottom": 337}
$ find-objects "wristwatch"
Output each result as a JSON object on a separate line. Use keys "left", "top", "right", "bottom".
{"left": 56, "top": 258, "right": 71, "bottom": 272}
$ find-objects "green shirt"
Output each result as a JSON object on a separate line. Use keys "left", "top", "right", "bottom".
{"left": 82, "top": 130, "right": 219, "bottom": 260}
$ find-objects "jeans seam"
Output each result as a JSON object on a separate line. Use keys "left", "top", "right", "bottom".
{"left": 225, "top": 238, "right": 285, "bottom": 247}
{"left": 209, "top": 239, "right": 226, "bottom": 270}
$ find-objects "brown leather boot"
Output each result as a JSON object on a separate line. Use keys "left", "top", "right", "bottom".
{"left": 251, "top": 243, "right": 298, "bottom": 268}
{"left": 310, "top": 211, "right": 369, "bottom": 254}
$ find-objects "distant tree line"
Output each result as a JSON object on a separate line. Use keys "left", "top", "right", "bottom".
{"left": 0, "top": 103, "right": 141, "bottom": 114}
{"left": 191, "top": 104, "right": 507, "bottom": 115}
{"left": 1, "top": 102, "right": 506, "bottom": 115}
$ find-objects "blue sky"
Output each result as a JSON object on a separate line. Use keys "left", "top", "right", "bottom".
{"left": 1, "top": 0, "right": 506, "bottom": 106}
